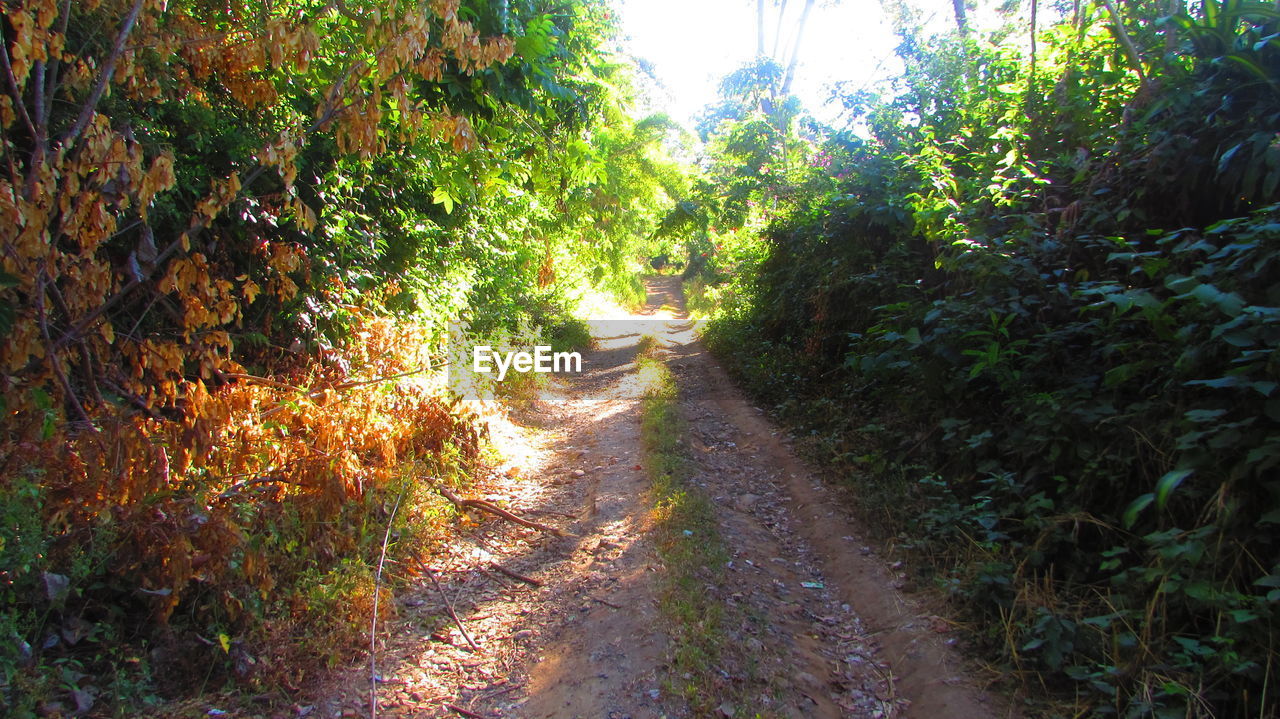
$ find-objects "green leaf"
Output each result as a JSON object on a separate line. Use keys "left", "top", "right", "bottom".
{"left": 1183, "top": 580, "right": 1215, "bottom": 601}
{"left": 1164, "top": 275, "right": 1200, "bottom": 293}
{"left": 1104, "top": 363, "right": 1139, "bottom": 388}
{"left": 1123, "top": 493, "right": 1155, "bottom": 529}
{"left": 1178, "top": 283, "right": 1246, "bottom": 316}
{"left": 1156, "top": 469, "right": 1194, "bottom": 510}
{"left": 1219, "top": 331, "right": 1256, "bottom": 347}
{"left": 1218, "top": 142, "right": 1243, "bottom": 175}
{"left": 432, "top": 187, "right": 455, "bottom": 214}
{"left": 1222, "top": 54, "right": 1277, "bottom": 88}
{"left": 1229, "top": 608, "right": 1259, "bottom": 624}
{"left": 1184, "top": 408, "right": 1228, "bottom": 422}
{"left": 1185, "top": 376, "right": 1240, "bottom": 389}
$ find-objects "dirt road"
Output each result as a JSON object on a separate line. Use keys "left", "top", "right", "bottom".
{"left": 313, "top": 276, "right": 1009, "bottom": 718}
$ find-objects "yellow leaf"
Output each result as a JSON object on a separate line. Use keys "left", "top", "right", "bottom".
{"left": 217, "top": 632, "right": 230, "bottom": 653}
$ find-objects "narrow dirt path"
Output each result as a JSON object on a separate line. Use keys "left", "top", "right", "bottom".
{"left": 661, "top": 295, "right": 1011, "bottom": 719}
{"left": 305, "top": 276, "right": 1010, "bottom": 719}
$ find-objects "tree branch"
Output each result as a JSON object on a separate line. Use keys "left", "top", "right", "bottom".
{"left": 0, "top": 24, "right": 37, "bottom": 139}
{"left": 35, "top": 271, "right": 95, "bottom": 430}
{"left": 51, "top": 165, "right": 270, "bottom": 351}
{"left": 41, "top": 0, "right": 73, "bottom": 135}
{"left": 60, "top": 0, "right": 146, "bottom": 150}
{"left": 1100, "top": 0, "right": 1150, "bottom": 91}
{"left": 780, "top": 0, "right": 814, "bottom": 95}
{"left": 436, "top": 485, "right": 566, "bottom": 536}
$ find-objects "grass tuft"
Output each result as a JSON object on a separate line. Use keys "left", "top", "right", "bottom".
{"left": 635, "top": 339, "right": 744, "bottom": 713}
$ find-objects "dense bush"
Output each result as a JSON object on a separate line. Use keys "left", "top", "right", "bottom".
{"left": 695, "top": 1, "right": 1280, "bottom": 715}
{"left": 0, "top": 0, "right": 682, "bottom": 712}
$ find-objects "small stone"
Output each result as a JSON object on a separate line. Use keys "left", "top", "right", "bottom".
{"left": 572, "top": 469, "right": 586, "bottom": 477}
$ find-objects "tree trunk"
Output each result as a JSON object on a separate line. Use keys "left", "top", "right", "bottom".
{"left": 1101, "top": 0, "right": 1149, "bottom": 91}
{"left": 757, "top": 0, "right": 766, "bottom": 56}
{"left": 1165, "top": 0, "right": 1180, "bottom": 54}
{"left": 780, "top": 0, "right": 814, "bottom": 95}
{"left": 1029, "top": 0, "right": 1038, "bottom": 90}
{"left": 952, "top": 0, "right": 969, "bottom": 34}
{"left": 772, "top": 0, "right": 790, "bottom": 58}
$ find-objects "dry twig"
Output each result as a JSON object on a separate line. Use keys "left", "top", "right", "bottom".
{"left": 444, "top": 703, "right": 488, "bottom": 719}
{"left": 369, "top": 485, "right": 407, "bottom": 719}
{"left": 489, "top": 562, "right": 542, "bottom": 587}
{"left": 436, "top": 485, "right": 566, "bottom": 536}
{"left": 416, "top": 560, "right": 479, "bottom": 651}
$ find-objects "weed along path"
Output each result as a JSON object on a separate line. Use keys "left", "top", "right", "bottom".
{"left": 308, "top": 276, "right": 1008, "bottom": 719}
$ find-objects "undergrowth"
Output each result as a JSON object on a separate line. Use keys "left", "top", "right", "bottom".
{"left": 681, "top": 3, "right": 1280, "bottom": 715}
{"left": 636, "top": 339, "right": 740, "bottom": 714}
{"left": 0, "top": 314, "right": 492, "bottom": 716}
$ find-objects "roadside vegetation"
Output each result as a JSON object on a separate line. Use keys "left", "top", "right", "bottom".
{"left": 5, "top": 0, "right": 1278, "bottom": 715}
{"left": 636, "top": 338, "right": 736, "bottom": 712}
{"left": 0, "top": 0, "right": 684, "bottom": 714}
{"left": 680, "top": 0, "right": 1280, "bottom": 715}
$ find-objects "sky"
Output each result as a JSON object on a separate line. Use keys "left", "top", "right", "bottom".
{"left": 613, "top": 0, "right": 933, "bottom": 129}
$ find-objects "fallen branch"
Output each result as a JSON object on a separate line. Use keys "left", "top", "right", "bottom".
{"left": 477, "top": 568, "right": 509, "bottom": 588}
{"left": 416, "top": 560, "right": 479, "bottom": 651}
{"left": 479, "top": 684, "right": 518, "bottom": 701}
{"left": 444, "top": 703, "right": 488, "bottom": 719}
{"left": 489, "top": 562, "right": 542, "bottom": 587}
{"left": 590, "top": 596, "right": 622, "bottom": 609}
{"left": 369, "top": 484, "right": 408, "bottom": 719}
{"left": 436, "top": 486, "right": 566, "bottom": 536}
{"left": 527, "top": 507, "right": 579, "bottom": 519}
{"left": 222, "top": 373, "right": 306, "bottom": 393}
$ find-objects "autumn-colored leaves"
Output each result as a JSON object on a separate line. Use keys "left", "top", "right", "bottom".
{"left": 0, "top": 0, "right": 640, "bottom": 708}
{"left": 0, "top": 0, "right": 518, "bottom": 428}
{"left": 0, "top": 0, "right": 513, "bottom": 661}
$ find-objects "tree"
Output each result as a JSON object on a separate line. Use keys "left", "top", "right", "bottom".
{"left": 952, "top": 0, "right": 970, "bottom": 34}
{"left": 780, "top": 0, "right": 816, "bottom": 95}
{"left": 0, "top": 0, "right": 526, "bottom": 426}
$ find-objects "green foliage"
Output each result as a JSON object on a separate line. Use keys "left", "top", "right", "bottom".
{"left": 637, "top": 345, "right": 735, "bottom": 711}
{"left": 695, "top": 1, "right": 1280, "bottom": 715}
{"left": 0, "top": 0, "right": 689, "bottom": 712}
